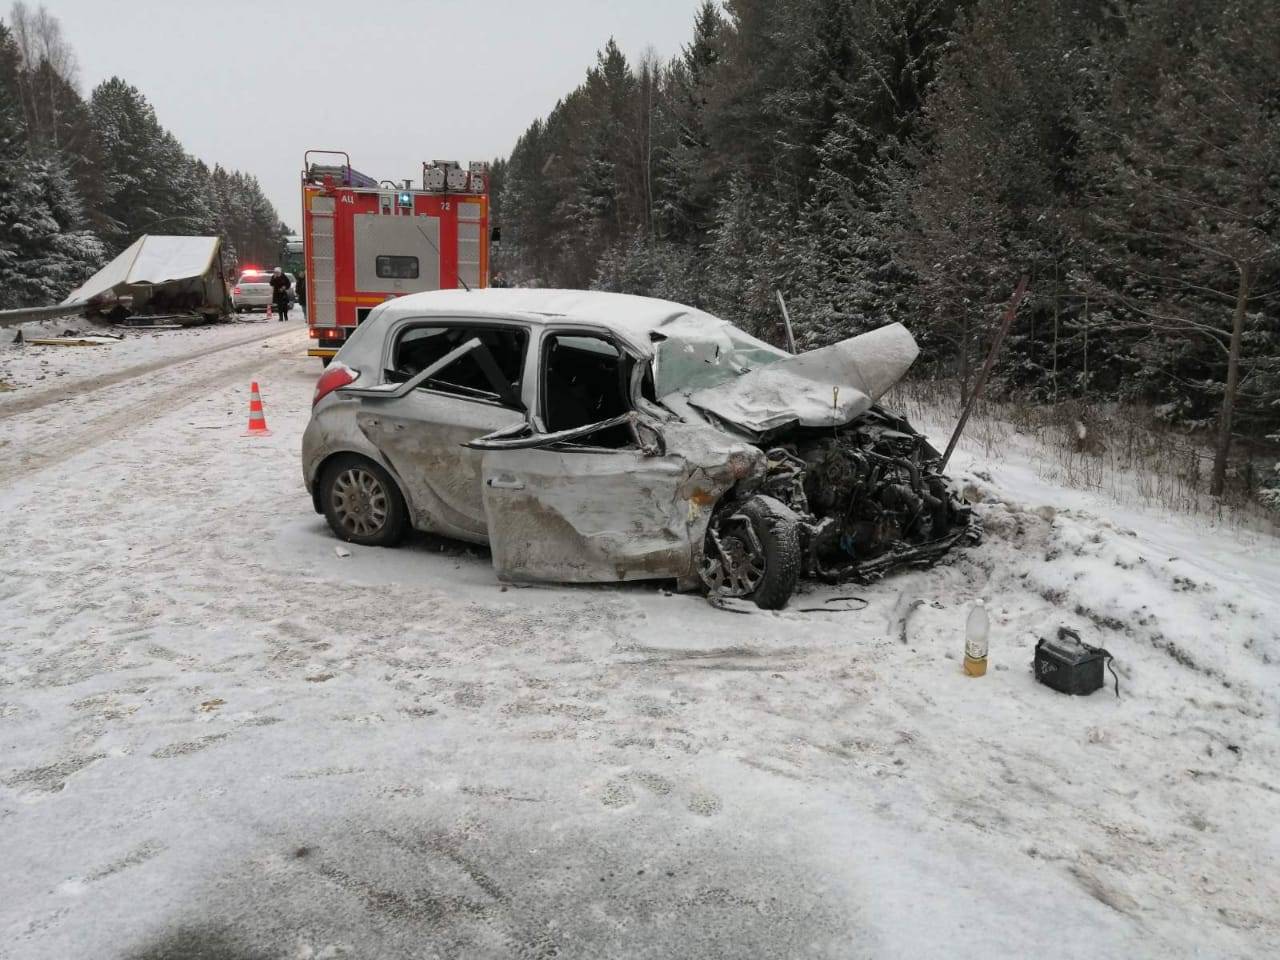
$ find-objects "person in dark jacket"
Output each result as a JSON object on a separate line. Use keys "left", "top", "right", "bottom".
{"left": 295, "top": 269, "right": 306, "bottom": 318}
{"left": 269, "top": 267, "right": 291, "bottom": 321}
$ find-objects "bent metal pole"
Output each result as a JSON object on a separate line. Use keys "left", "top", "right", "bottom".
{"left": 775, "top": 290, "right": 798, "bottom": 355}
{"left": 940, "top": 276, "right": 1030, "bottom": 472}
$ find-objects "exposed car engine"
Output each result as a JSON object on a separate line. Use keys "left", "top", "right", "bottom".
{"left": 699, "top": 406, "right": 980, "bottom": 605}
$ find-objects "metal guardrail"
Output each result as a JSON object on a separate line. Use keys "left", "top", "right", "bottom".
{"left": 0, "top": 301, "right": 87, "bottom": 329}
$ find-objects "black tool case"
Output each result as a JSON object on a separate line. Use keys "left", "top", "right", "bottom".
{"left": 1034, "top": 628, "right": 1113, "bottom": 696}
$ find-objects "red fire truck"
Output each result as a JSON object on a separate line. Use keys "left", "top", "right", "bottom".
{"left": 301, "top": 150, "right": 491, "bottom": 363}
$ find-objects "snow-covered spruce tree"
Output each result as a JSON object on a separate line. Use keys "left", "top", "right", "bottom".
{"left": 701, "top": 176, "right": 799, "bottom": 345}
{"left": 591, "top": 229, "right": 702, "bottom": 306}
{"left": 89, "top": 77, "right": 267, "bottom": 257}
{"left": 88, "top": 77, "right": 171, "bottom": 250}
{"left": 652, "top": 1, "right": 726, "bottom": 246}
{"left": 781, "top": 1, "right": 963, "bottom": 349}
{"left": 894, "top": 0, "right": 1103, "bottom": 403}
{"left": 0, "top": 20, "right": 101, "bottom": 308}
{"left": 1094, "top": 0, "right": 1280, "bottom": 496}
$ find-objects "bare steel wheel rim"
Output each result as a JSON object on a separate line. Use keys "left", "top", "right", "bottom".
{"left": 331, "top": 467, "right": 389, "bottom": 538}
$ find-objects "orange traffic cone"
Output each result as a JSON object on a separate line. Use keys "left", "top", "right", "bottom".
{"left": 244, "top": 381, "right": 270, "bottom": 435}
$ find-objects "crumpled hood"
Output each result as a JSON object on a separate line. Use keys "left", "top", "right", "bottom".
{"left": 682, "top": 323, "right": 919, "bottom": 437}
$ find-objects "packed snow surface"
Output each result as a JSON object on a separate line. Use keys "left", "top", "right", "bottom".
{"left": 1, "top": 317, "right": 1277, "bottom": 959}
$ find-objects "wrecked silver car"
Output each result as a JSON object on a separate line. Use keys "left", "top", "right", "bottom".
{"left": 301, "top": 289, "right": 977, "bottom": 608}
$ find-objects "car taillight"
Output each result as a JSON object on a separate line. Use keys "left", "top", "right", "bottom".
{"left": 232, "top": 286, "right": 241, "bottom": 295}
{"left": 313, "top": 362, "right": 358, "bottom": 407}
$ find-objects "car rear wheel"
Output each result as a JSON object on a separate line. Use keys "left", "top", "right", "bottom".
{"left": 699, "top": 495, "right": 800, "bottom": 610}
{"left": 320, "top": 455, "right": 408, "bottom": 547}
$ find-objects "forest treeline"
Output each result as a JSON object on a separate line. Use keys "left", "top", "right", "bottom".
{"left": 496, "top": 0, "right": 1280, "bottom": 497}
{"left": 0, "top": 3, "right": 285, "bottom": 310}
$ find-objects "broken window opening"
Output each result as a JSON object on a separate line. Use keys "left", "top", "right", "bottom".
{"left": 389, "top": 324, "right": 527, "bottom": 409}
{"left": 542, "top": 332, "right": 635, "bottom": 449}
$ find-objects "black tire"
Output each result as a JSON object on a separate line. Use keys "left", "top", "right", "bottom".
{"left": 738, "top": 496, "right": 801, "bottom": 609}
{"left": 319, "top": 455, "right": 408, "bottom": 547}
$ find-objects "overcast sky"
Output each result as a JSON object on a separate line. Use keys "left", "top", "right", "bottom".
{"left": 48, "top": 0, "right": 705, "bottom": 228}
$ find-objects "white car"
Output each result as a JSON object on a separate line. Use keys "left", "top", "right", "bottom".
{"left": 232, "top": 271, "right": 294, "bottom": 313}
{"left": 300, "top": 289, "right": 978, "bottom": 609}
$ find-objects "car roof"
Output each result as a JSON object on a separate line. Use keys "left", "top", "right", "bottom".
{"left": 369, "top": 288, "right": 736, "bottom": 345}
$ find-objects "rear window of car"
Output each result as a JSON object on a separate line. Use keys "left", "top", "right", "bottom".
{"left": 389, "top": 323, "right": 527, "bottom": 408}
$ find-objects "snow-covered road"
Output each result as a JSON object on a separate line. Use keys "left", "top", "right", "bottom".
{"left": 1, "top": 320, "right": 1277, "bottom": 959}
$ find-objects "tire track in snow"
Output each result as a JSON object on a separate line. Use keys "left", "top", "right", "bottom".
{"left": 0, "top": 329, "right": 306, "bottom": 487}
{"left": 0, "top": 323, "right": 299, "bottom": 421}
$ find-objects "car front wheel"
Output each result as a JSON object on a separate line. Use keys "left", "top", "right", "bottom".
{"left": 699, "top": 495, "right": 800, "bottom": 609}
{"left": 319, "top": 455, "right": 408, "bottom": 547}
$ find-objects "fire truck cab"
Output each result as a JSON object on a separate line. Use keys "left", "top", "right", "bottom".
{"left": 301, "top": 150, "right": 491, "bottom": 363}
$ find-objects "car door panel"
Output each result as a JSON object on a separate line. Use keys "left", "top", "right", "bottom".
{"left": 357, "top": 391, "right": 524, "bottom": 538}
{"left": 480, "top": 446, "right": 694, "bottom": 582}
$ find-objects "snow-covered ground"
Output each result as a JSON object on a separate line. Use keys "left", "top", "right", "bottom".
{"left": 1, "top": 323, "right": 1277, "bottom": 959}
{"left": 0, "top": 311, "right": 297, "bottom": 407}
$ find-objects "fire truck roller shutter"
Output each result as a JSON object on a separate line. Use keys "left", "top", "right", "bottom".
{"left": 310, "top": 195, "right": 337, "bottom": 326}
{"left": 353, "top": 214, "right": 441, "bottom": 294}
{"left": 457, "top": 202, "right": 484, "bottom": 288}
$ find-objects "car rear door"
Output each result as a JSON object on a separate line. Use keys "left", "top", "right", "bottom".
{"left": 353, "top": 321, "right": 528, "bottom": 539}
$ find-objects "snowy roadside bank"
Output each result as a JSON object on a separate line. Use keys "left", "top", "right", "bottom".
{"left": 0, "top": 334, "right": 1277, "bottom": 959}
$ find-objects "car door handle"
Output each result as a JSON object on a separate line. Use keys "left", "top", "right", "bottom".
{"left": 487, "top": 476, "right": 525, "bottom": 490}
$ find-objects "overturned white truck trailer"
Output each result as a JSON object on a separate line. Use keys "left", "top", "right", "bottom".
{"left": 0, "top": 235, "right": 231, "bottom": 329}
{"left": 63, "top": 235, "right": 231, "bottom": 324}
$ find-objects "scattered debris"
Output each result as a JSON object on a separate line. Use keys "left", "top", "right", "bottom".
{"left": 706, "top": 596, "right": 767, "bottom": 615}
{"left": 334, "top": 545, "right": 352, "bottom": 559}
{"left": 794, "top": 596, "right": 869, "bottom": 613}
{"left": 890, "top": 594, "right": 927, "bottom": 643}
{"left": 24, "top": 336, "right": 121, "bottom": 347}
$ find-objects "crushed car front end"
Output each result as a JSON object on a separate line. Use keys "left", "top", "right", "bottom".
{"left": 653, "top": 321, "right": 981, "bottom": 607}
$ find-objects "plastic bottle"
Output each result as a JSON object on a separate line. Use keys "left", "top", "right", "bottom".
{"left": 964, "top": 599, "right": 989, "bottom": 677}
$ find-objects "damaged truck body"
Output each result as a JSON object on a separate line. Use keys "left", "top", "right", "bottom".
{"left": 301, "top": 289, "right": 978, "bottom": 608}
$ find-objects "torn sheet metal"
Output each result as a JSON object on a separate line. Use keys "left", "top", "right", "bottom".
{"left": 480, "top": 447, "right": 694, "bottom": 583}
{"left": 478, "top": 420, "right": 756, "bottom": 584}
{"left": 682, "top": 323, "right": 919, "bottom": 437}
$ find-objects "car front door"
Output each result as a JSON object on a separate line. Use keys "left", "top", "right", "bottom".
{"left": 354, "top": 321, "right": 528, "bottom": 540}
{"left": 468, "top": 328, "right": 696, "bottom": 583}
